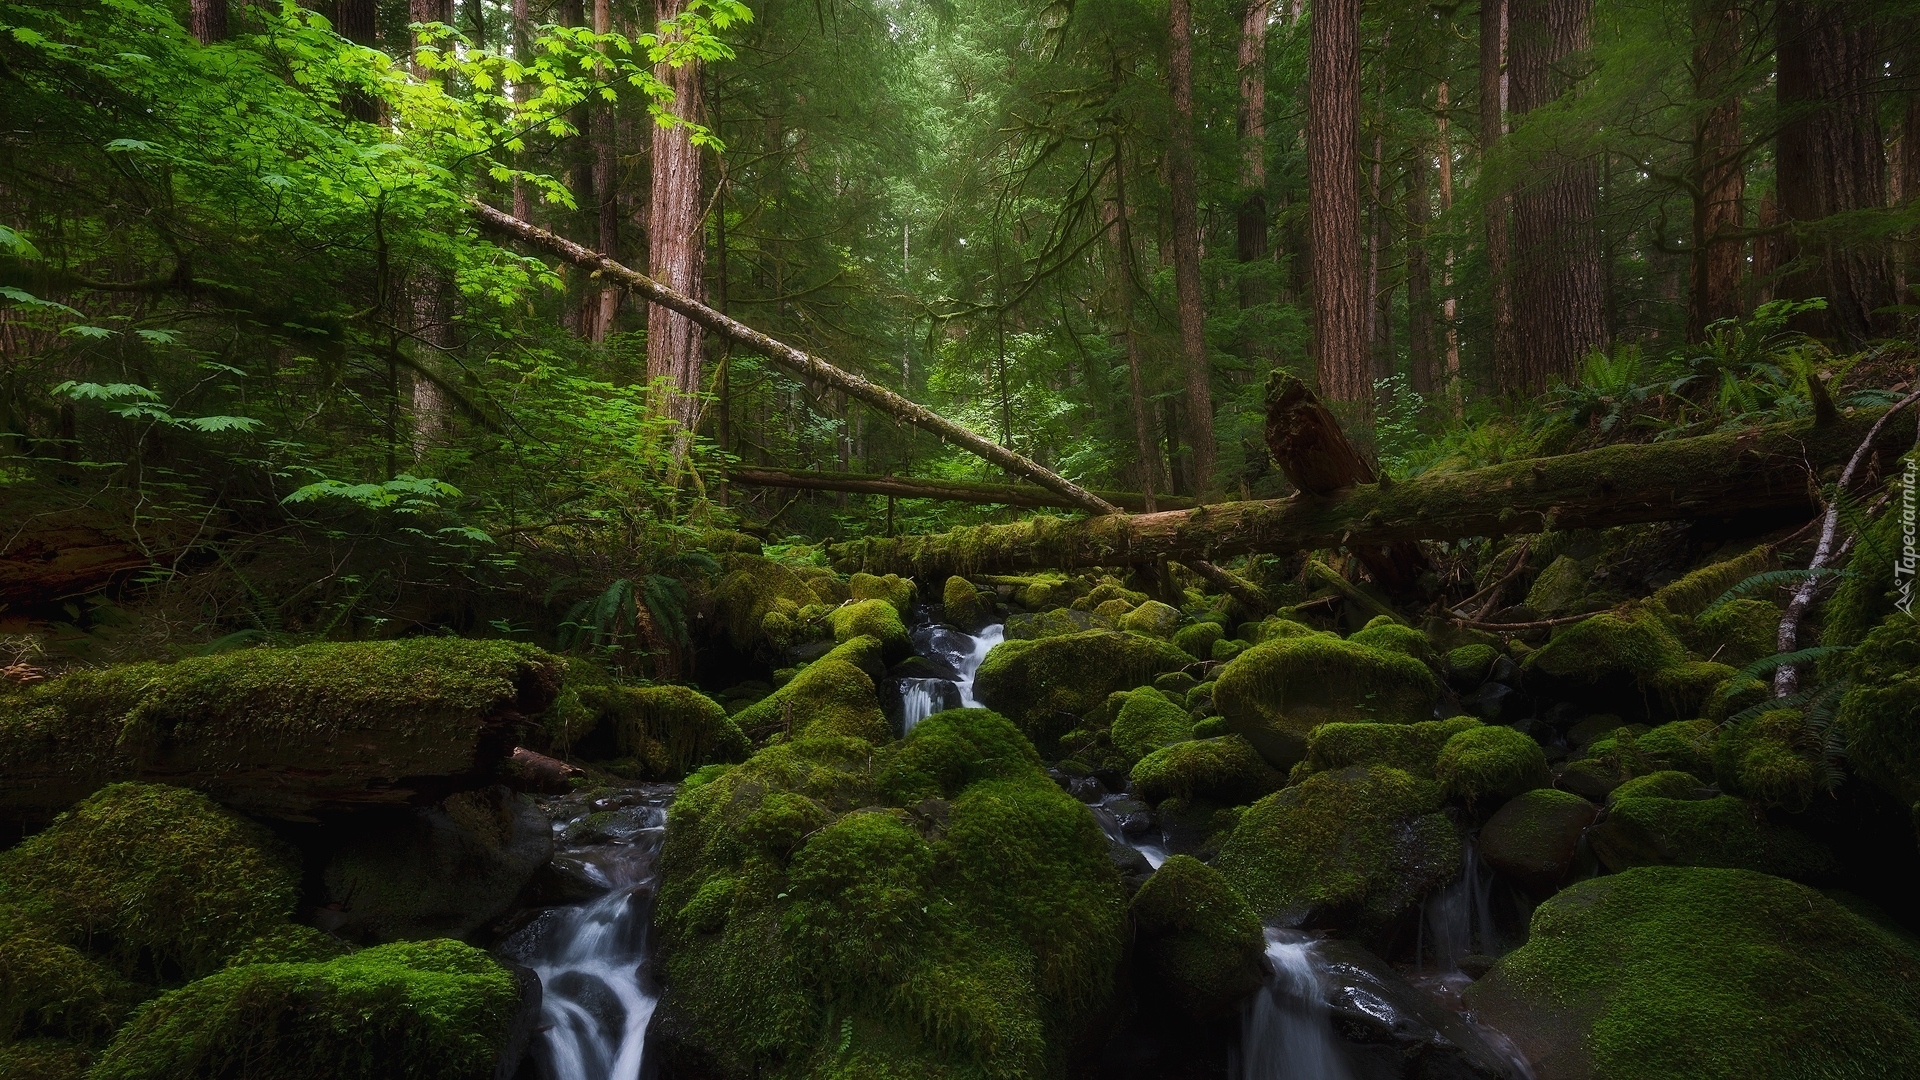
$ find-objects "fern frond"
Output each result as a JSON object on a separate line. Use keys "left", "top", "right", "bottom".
{"left": 1734, "top": 645, "right": 1852, "bottom": 683}
{"left": 1703, "top": 567, "right": 1854, "bottom": 615}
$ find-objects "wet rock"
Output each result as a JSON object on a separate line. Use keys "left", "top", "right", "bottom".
{"left": 1129, "top": 856, "right": 1267, "bottom": 1023}
{"left": 888, "top": 654, "right": 960, "bottom": 682}
{"left": 942, "top": 574, "right": 996, "bottom": 633}
{"left": 1316, "top": 938, "right": 1529, "bottom": 1079}
{"left": 1480, "top": 788, "right": 1599, "bottom": 898}
{"left": 1462, "top": 680, "right": 1518, "bottom": 721}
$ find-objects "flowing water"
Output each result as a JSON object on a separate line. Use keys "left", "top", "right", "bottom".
{"left": 1231, "top": 930, "right": 1354, "bottom": 1080}
{"left": 502, "top": 784, "right": 676, "bottom": 1080}
{"left": 1089, "top": 792, "right": 1168, "bottom": 869}
{"left": 1418, "top": 835, "right": 1500, "bottom": 975}
{"left": 900, "top": 616, "right": 1003, "bottom": 731}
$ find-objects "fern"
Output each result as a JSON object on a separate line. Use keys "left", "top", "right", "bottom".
{"left": 1703, "top": 567, "right": 1854, "bottom": 615}
{"left": 1733, "top": 645, "right": 1852, "bottom": 684}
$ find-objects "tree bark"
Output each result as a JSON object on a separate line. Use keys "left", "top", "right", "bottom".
{"left": 1776, "top": 1, "right": 1894, "bottom": 345}
{"left": 1438, "top": 80, "right": 1462, "bottom": 414}
{"left": 725, "top": 467, "right": 1194, "bottom": 512}
{"left": 1169, "top": 0, "right": 1217, "bottom": 492}
{"left": 1480, "top": 0, "right": 1517, "bottom": 392}
{"left": 336, "top": 0, "right": 381, "bottom": 122}
{"left": 1407, "top": 145, "right": 1437, "bottom": 395}
{"left": 410, "top": 0, "right": 455, "bottom": 454}
{"left": 1238, "top": 0, "right": 1271, "bottom": 316}
{"left": 1508, "top": 0, "right": 1606, "bottom": 392}
{"left": 827, "top": 410, "right": 1906, "bottom": 580}
{"left": 586, "top": 0, "right": 621, "bottom": 342}
{"left": 1688, "top": 0, "right": 1747, "bottom": 339}
{"left": 1368, "top": 120, "right": 1392, "bottom": 386}
{"left": 469, "top": 199, "right": 1124, "bottom": 515}
{"left": 1109, "top": 135, "right": 1164, "bottom": 511}
{"left": 190, "top": 0, "right": 228, "bottom": 43}
{"left": 649, "top": 0, "right": 707, "bottom": 428}
{"left": 1310, "top": 0, "right": 1368, "bottom": 406}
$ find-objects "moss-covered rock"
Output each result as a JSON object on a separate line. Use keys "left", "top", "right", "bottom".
{"left": 0, "top": 639, "right": 562, "bottom": 822}
{"left": 1214, "top": 765, "right": 1459, "bottom": 939}
{"left": 1245, "top": 617, "right": 1319, "bottom": 643}
{"left": 1837, "top": 613, "right": 1920, "bottom": 808}
{"left": 1074, "top": 581, "right": 1148, "bottom": 612}
{"left": 88, "top": 940, "right": 526, "bottom": 1080}
{"left": 1118, "top": 600, "right": 1182, "bottom": 639}
{"left": 1110, "top": 688, "right": 1192, "bottom": 766}
{"left": 1525, "top": 555, "right": 1596, "bottom": 616}
{"left": 1523, "top": 610, "right": 1687, "bottom": 699}
{"left": 0, "top": 1038, "right": 90, "bottom": 1080}
{"left": 1479, "top": 789, "right": 1598, "bottom": 898}
{"left": 942, "top": 575, "right": 995, "bottom": 633}
{"left": 1687, "top": 598, "right": 1781, "bottom": 668}
{"left": 733, "top": 637, "right": 890, "bottom": 743}
{"left": 1587, "top": 796, "right": 1835, "bottom": 881}
{"left": 1465, "top": 866, "right": 1920, "bottom": 1080}
{"left": 849, "top": 572, "right": 917, "bottom": 616}
{"left": 1211, "top": 638, "right": 1248, "bottom": 662}
{"left": 0, "top": 909, "right": 140, "bottom": 1044}
{"left": 1606, "top": 770, "right": 1704, "bottom": 804}
{"left": 1630, "top": 718, "right": 1718, "bottom": 780}
{"left": 1003, "top": 608, "right": 1106, "bottom": 641}
{"left": 1446, "top": 643, "right": 1499, "bottom": 685}
{"left": 715, "top": 555, "right": 836, "bottom": 649}
{"left": 1152, "top": 670, "right": 1199, "bottom": 698}
{"left": 829, "top": 598, "right": 912, "bottom": 660}
{"left": 1130, "top": 736, "right": 1283, "bottom": 806}
{"left": 1348, "top": 616, "right": 1437, "bottom": 665}
{"left": 1434, "top": 725, "right": 1549, "bottom": 808}
{"left": 1650, "top": 544, "right": 1774, "bottom": 617}
{"left": 1212, "top": 635, "right": 1441, "bottom": 772}
{"left": 1298, "top": 717, "right": 1482, "bottom": 780}
{"left": 652, "top": 709, "right": 1125, "bottom": 1079}
{"left": 1648, "top": 660, "right": 1737, "bottom": 719}
{"left": 973, "top": 631, "right": 1192, "bottom": 756}
{"left": 570, "top": 683, "right": 750, "bottom": 778}
{"left": 1171, "top": 621, "right": 1224, "bottom": 660}
{"left": 1712, "top": 709, "right": 1827, "bottom": 811}
{"left": 1127, "top": 856, "right": 1266, "bottom": 1023}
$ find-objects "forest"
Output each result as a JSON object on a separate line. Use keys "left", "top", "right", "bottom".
{"left": 4, "top": 0, "right": 1920, "bottom": 1078}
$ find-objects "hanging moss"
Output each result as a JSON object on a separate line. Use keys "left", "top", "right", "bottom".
{"left": 1171, "top": 622, "right": 1224, "bottom": 659}
{"left": 1299, "top": 717, "right": 1483, "bottom": 780}
{"left": 1110, "top": 688, "right": 1192, "bottom": 765}
{"left": 1588, "top": 796, "right": 1835, "bottom": 882}
{"left": 1348, "top": 616, "right": 1437, "bottom": 665}
{"left": 973, "top": 631, "right": 1192, "bottom": 756}
{"left": 850, "top": 572, "right": 918, "bottom": 616}
{"left": 1435, "top": 725, "right": 1550, "bottom": 807}
{"left": 1214, "top": 765, "right": 1459, "bottom": 937}
{"left": 829, "top": 599, "right": 912, "bottom": 660}
{"left": 734, "top": 637, "right": 890, "bottom": 743}
{"left": 1129, "top": 736, "right": 1283, "bottom": 806}
{"left": 1127, "top": 856, "right": 1267, "bottom": 1023}
{"left": 1466, "top": 867, "right": 1920, "bottom": 1080}
{"left": 1837, "top": 614, "right": 1920, "bottom": 807}
{"left": 1211, "top": 635, "right": 1441, "bottom": 772}
{"left": 88, "top": 940, "right": 524, "bottom": 1080}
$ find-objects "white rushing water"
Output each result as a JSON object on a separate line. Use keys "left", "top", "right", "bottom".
{"left": 898, "top": 677, "right": 954, "bottom": 733}
{"left": 1090, "top": 792, "right": 1168, "bottom": 869}
{"left": 506, "top": 788, "right": 673, "bottom": 1080}
{"left": 955, "top": 622, "right": 1002, "bottom": 707}
{"left": 1418, "top": 836, "right": 1499, "bottom": 975}
{"left": 1233, "top": 930, "right": 1354, "bottom": 1080}
{"left": 901, "top": 618, "right": 1003, "bottom": 732}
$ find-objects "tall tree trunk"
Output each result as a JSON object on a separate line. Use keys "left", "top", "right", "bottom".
{"left": 409, "top": 0, "right": 455, "bottom": 455}
{"left": 1169, "top": 0, "right": 1217, "bottom": 492}
{"left": 190, "top": 0, "right": 228, "bottom": 43}
{"left": 1238, "top": 0, "right": 1271, "bottom": 315}
{"left": 1479, "top": 0, "right": 1517, "bottom": 393}
{"left": 511, "top": 0, "right": 533, "bottom": 221}
{"left": 1368, "top": 118, "right": 1393, "bottom": 388}
{"left": 1508, "top": 0, "right": 1606, "bottom": 392}
{"left": 1109, "top": 137, "right": 1162, "bottom": 511}
{"left": 1407, "top": 143, "right": 1436, "bottom": 395}
{"left": 649, "top": 0, "right": 707, "bottom": 429}
{"left": 1437, "top": 80, "right": 1462, "bottom": 413}
{"left": 586, "top": 0, "right": 621, "bottom": 342}
{"left": 1777, "top": 2, "right": 1894, "bottom": 345}
{"left": 336, "top": 0, "right": 381, "bottom": 122}
{"left": 1310, "top": 0, "right": 1367, "bottom": 406}
{"left": 1688, "top": 0, "right": 1747, "bottom": 339}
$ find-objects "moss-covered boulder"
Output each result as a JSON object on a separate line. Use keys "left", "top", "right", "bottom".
{"left": 829, "top": 597, "right": 911, "bottom": 660}
{"left": 714, "top": 555, "right": 837, "bottom": 650}
{"left": 567, "top": 683, "right": 749, "bottom": 777}
{"left": 651, "top": 708, "right": 1126, "bottom": 1078}
{"left": 1522, "top": 609, "right": 1687, "bottom": 705}
{"left": 1526, "top": 555, "right": 1595, "bottom": 616}
{"left": 1446, "top": 643, "right": 1500, "bottom": 686}
{"left": 1119, "top": 600, "right": 1182, "bottom": 639}
{"left": 0, "top": 1038, "right": 91, "bottom": 1080}
{"left": 1465, "top": 866, "right": 1920, "bottom": 1080}
{"left": 733, "top": 636, "right": 890, "bottom": 743}
{"left": 1127, "top": 856, "right": 1267, "bottom": 1023}
{"left": 1130, "top": 736, "right": 1283, "bottom": 806}
{"left": 974, "top": 631, "right": 1192, "bottom": 755}
{"left": 1111, "top": 687, "right": 1192, "bottom": 765}
{"left": 942, "top": 575, "right": 995, "bottom": 633}
{"left": 1586, "top": 796, "right": 1835, "bottom": 881}
{"left": 1434, "top": 725, "right": 1549, "bottom": 808}
{"left": 1606, "top": 770, "right": 1704, "bottom": 804}
{"left": 1712, "top": 709, "right": 1828, "bottom": 811}
{"left": 1004, "top": 607, "right": 1107, "bottom": 640}
{"left": 0, "top": 639, "right": 562, "bottom": 822}
{"left": 1687, "top": 598, "right": 1781, "bottom": 668}
{"left": 1478, "top": 789, "right": 1598, "bottom": 898}
{"left": 1348, "top": 616, "right": 1437, "bottom": 665}
{"left": 1631, "top": 718, "right": 1717, "bottom": 780}
{"left": 1171, "top": 621, "right": 1224, "bottom": 660}
{"left": 850, "top": 572, "right": 918, "bottom": 615}
{"left": 1212, "top": 636, "right": 1441, "bottom": 771}
{"left": 1298, "top": 716, "right": 1482, "bottom": 780}
{"left": 1837, "top": 614, "right": 1920, "bottom": 809}
{"left": 88, "top": 940, "right": 528, "bottom": 1080}
{"left": 1214, "top": 765, "right": 1459, "bottom": 940}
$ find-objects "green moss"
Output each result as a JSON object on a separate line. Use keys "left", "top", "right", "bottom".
{"left": 573, "top": 683, "right": 750, "bottom": 777}
{"left": 1214, "top": 765, "right": 1459, "bottom": 936}
{"left": 1348, "top": 616, "right": 1437, "bottom": 665}
{"left": 0, "top": 783, "right": 299, "bottom": 984}
{"left": 1465, "top": 867, "right": 1920, "bottom": 1080}
{"left": 1190, "top": 716, "right": 1230, "bottom": 739}
{"left": 830, "top": 598, "right": 911, "bottom": 660}
{"left": 1591, "top": 796, "right": 1835, "bottom": 881}
{"left": 1003, "top": 608, "right": 1106, "bottom": 641}
{"left": 0, "top": 1038, "right": 92, "bottom": 1080}
{"left": 795, "top": 566, "right": 852, "bottom": 606}
{"left": 1714, "top": 709, "right": 1826, "bottom": 811}
{"left": 1688, "top": 598, "right": 1781, "bottom": 668}
{"left": 1212, "top": 635, "right": 1441, "bottom": 771}
{"left": 1127, "top": 856, "right": 1266, "bottom": 1022}
{"left": 0, "top": 907, "right": 140, "bottom": 1043}
{"left": 1478, "top": 789, "right": 1598, "bottom": 896}
{"left": 1650, "top": 544, "right": 1774, "bottom": 617}
{"left": 1211, "top": 639, "right": 1247, "bottom": 662}
{"left": 1631, "top": 718, "right": 1718, "bottom": 779}
{"left": 1446, "top": 644, "right": 1499, "bottom": 684}
{"left": 942, "top": 576, "right": 994, "bottom": 632}
{"left": 1171, "top": 622, "right": 1224, "bottom": 659}
{"left": 1435, "top": 725, "right": 1549, "bottom": 807}
{"left": 715, "top": 555, "right": 835, "bottom": 649}
{"left": 878, "top": 708, "right": 1044, "bottom": 805}
{"left": 1525, "top": 610, "right": 1688, "bottom": 688}
{"left": 1152, "top": 671, "right": 1199, "bottom": 698}
{"left": 1130, "top": 736, "right": 1282, "bottom": 805}
{"left": 1300, "top": 716, "right": 1482, "bottom": 779}
{"left": 849, "top": 573, "right": 918, "bottom": 616}
{"left": 1648, "top": 660, "right": 1738, "bottom": 719}
{"left": 1092, "top": 598, "right": 1135, "bottom": 622}
{"left": 973, "top": 631, "right": 1192, "bottom": 755}
{"left": 223, "top": 925, "right": 354, "bottom": 968}
{"left": 1247, "top": 617, "right": 1318, "bottom": 643}
{"left": 734, "top": 637, "right": 890, "bottom": 743}
{"left": 1526, "top": 555, "right": 1595, "bottom": 616}
{"left": 88, "top": 940, "right": 523, "bottom": 1080}
{"left": 1111, "top": 688, "right": 1192, "bottom": 765}
{"left": 1074, "top": 581, "right": 1148, "bottom": 611}
{"left": 1837, "top": 613, "right": 1920, "bottom": 806}
{"left": 1608, "top": 770, "right": 1703, "bottom": 804}
{"left": 1118, "top": 601, "right": 1181, "bottom": 639}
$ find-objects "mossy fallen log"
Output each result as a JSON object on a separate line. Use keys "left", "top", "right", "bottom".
{"left": 725, "top": 464, "right": 1195, "bottom": 512}
{"left": 0, "top": 639, "right": 562, "bottom": 823}
{"left": 826, "top": 411, "right": 1900, "bottom": 579}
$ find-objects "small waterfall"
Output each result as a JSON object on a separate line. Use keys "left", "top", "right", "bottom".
{"left": 955, "top": 623, "right": 1002, "bottom": 707}
{"left": 901, "top": 616, "right": 1003, "bottom": 724}
{"left": 1090, "top": 792, "right": 1168, "bottom": 869}
{"left": 1417, "top": 836, "right": 1500, "bottom": 975}
{"left": 898, "top": 678, "right": 958, "bottom": 733}
{"left": 503, "top": 785, "right": 675, "bottom": 1080}
{"left": 1231, "top": 930, "right": 1354, "bottom": 1080}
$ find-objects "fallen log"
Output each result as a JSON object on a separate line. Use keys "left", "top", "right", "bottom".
{"left": 825, "top": 410, "right": 1896, "bottom": 580}
{"left": 726, "top": 466, "right": 1196, "bottom": 512}
{"left": 470, "top": 199, "right": 1121, "bottom": 517}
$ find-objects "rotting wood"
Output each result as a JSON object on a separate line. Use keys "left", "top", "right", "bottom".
{"left": 469, "top": 199, "right": 1122, "bottom": 517}
{"left": 726, "top": 466, "right": 1195, "bottom": 513}
{"left": 825, "top": 410, "right": 1905, "bottom": 580}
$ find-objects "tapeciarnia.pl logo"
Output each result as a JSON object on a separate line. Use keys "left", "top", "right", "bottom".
{"left": 1898, "top": 457, "right": 1917, "bottom": 616}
